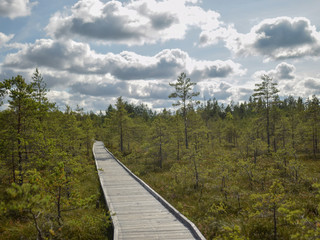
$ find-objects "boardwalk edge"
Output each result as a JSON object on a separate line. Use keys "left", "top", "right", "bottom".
{"left": 93, "top": 142, "right": 120, "bottom": 239}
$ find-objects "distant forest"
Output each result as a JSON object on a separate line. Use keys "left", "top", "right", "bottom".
{"left": 1, "top": 70, "right": 320, "bottom": 239}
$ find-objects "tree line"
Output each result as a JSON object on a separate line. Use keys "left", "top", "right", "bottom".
{"left": 100, "top": 73, "right": 319, "bottom": 161}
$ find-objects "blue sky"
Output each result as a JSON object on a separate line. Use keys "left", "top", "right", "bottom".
{"left": 1, "top": 0, "right": 320, "bottom": 112}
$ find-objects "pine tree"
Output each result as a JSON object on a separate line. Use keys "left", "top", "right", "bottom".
{"left": 107, "top": 97, "right": 133, "bottom": 153}
{"left": 306, "top": 95, "right": 320, "bottom": 159}
{"left": 3, "top": 76, "right": 36, "bottom": 185}
{"left": 150, "top": 114, "right": 168, "bottom": 168}
{"left": 253, "top": 74, "right": 279, "bottom": 152}
{"left": 31, "top": 68, "right": 52, "bottom": 122}
{"left": 169, "top": 73, "right": 199, "bottom": 149}
{"left": 0, "top": 81, "right": 6, "bottom": 106}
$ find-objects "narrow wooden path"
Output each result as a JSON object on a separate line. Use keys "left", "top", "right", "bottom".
{"left": 93, "top": 141, "right": 206, "bottom": 240}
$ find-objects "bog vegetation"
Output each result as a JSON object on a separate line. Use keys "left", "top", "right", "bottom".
{"left": 1, "top": 70, "right": 320, "bottom": 239}
{"left": 99, "top": 73, "right": 320, "bottom": 240}
{"left": 0, "top": 70, "right": 110, "bottom": 239}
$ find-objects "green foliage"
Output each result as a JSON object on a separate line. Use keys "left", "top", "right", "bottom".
{"left": 104, "top": 96, "right": 134, "bottom": 153}
{"left": 2, "top": 69, "right": 320, "bottom": 239}
{"left": 169, "top": 72, "right": 200, "bottom": 149}
{"left": 101, "top": 76, "right": 320, "bottom": 239}
{"left": 0, "top": 71, "right": 110, "bottom": 239}
{"left": 169, "top": 72, "right": 200, "bottom": 108}
{"left": 253, "top": 74, "right": 280, "bottom": 151}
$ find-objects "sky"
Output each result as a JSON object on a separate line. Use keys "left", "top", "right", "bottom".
{"left": 1, "top": 0, "right": 320, "bottom": 112}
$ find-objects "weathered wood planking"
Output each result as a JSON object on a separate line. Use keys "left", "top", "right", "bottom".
{"left": 93, "top": 141, "right": 206, "bottom": 240}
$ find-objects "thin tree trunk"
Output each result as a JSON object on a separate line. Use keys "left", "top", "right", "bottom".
{"left": 11, "top": 147, "right": 16, "bottom": 183}
{"left": 120, "top": 123, "right": 123, "bottom": 152}
{"left": 192, "top": 155, "right": 199, "bottom": 189}
{"left": 30, "top": 210, "right": 44, "bottom": 240}
{"left": 159, "top": 127, "right": 163, "bottom": 168}
{"left": 17, "top": 103, "right": 23, "bottom": 185}
{"left": 57, "top": 186, "right": 62, "bottom": 225}
{"left": 254, "top": 148, "right": 257, "bottom": 164}
{"left": 273, "top": 205, "right": 277, "bottom": 240}
{"left": 221, "top": 176, "right": 225, "bottom": 191}
{"left": 86, "top": 133, "right": 90, "bottom": 157}
{"left": 183, "top": 105, "right": 188, "bottom": 149}
{"left": 291, "top": 121, "right": 295, "bottom": 149}
{"left": 177, "top": 139, "right": 180, "bottom": 161}
{"left": 315, "top": 127, "right": 318, "bottom": 157}
{"left": 184, "top": 117, "right": 188, "bottom": 149}
{"left": 313, "top": 127, "right": 316, "bottom": 159}
{"left": 24, "top": 143, "right": 28, "bottom": 167}
{"left": 237, "top": 193, "right": 241, "bottom": 209}
{"left": 267, "top": 100, "right": 270, "bottom": 152}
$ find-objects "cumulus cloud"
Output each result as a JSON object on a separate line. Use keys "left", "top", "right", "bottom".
{"left": 253, "top": 62, "right": 320, "bottom": 99}
{"left": 2, "top": 36, "right": 247, "bottom": 110}
{"left": 304, "top": 78, "right": 320, "bottom": 90}
{"left": 45, "top": 0, "right": 225, "bottom": 45}
{"left": 201, "top": 16, "right": 320, "bottom": 60}
{"left": 198, "top": 81, "right": 252, "bottom": 103}
{"left": 254, "top": 62, "right": 296, "bottom": 81}
{"left": 68, "top": 78, "right": 175, "bottom": 111}
{"left": 212, "top": 82, "right": 233, "bottom": 100}
{"left": 238, "top": 87, "right": 253, "bottom": 101}
{"left": 248, "top": 17, "right": 320, "bottom": 60}
{"left": 71, "top": 80, "right": 171, "bottom": 101}
{"left": 0, "top": 0, "right": 37, "bottom": 19}
{"left": 198, "top": 24, "right": 238, "bottom": 48}
{"left": 71, "top": 81, "right": 126, "bottom": 97}
{"left": 0, "top": 32, "right": 14, "bottom": 47}
{"left": 3, "top": 38, "right": 245, "bottom": 81}
{"left": 275, "top": 62, "right": 296, "bottom": 79}
{"left": 279, "top": 77, "right": 320, "bottom": 98}
{"left": 190, "top": 59, "right": 246, "bottom": 81}
{"left": 3, "top": 39, "right": 184, "bottom": 79}
{"left": 199, "top": 81, "right": 232, "bottom": 101}
{"left": 41, "top": 71, "right": 78, "bottom": 89}
{"left": 4, "top": 39, "right": 90, "bottom": 70}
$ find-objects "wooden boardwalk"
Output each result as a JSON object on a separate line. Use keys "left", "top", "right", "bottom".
{"left": 93, "top": 141, "right": 206, "bottom": 240}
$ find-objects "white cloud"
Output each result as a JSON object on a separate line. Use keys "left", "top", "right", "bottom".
{"left": 2, "top": 37, "right": 246, "bottom": 111}
{"left": 304, "top": 78, "right": 320, "bottom": 95}
{"left": 45, "top": 0, "right": 225, "bottom": 45}
{"left": 253, "top": 62, "right": 320, "bottom": 99}
{"left": 3, "top": 38, "right": 245, "bottom": 81}
{"left": 201, "top": 16, "right": 320, "bottom": 60}
{"left": 203, "top": 82, "right": 233, "bottom": 100}
{"left": 190, "top": 59, "right": 246, "bottom": 80}
{"left": 254, "top": 62, "right": 296, "bottom": 81}
{"left": 0, "top": 0, "right": 37, "bottom": 19}
{"left": 198, "top": 80, "right": 253, "bottom": 104}
{"left": 279, "top": 77, "right": 320, "bottom": 98}
{"left": 71, "top": 79, "right": 171, "bottom": 101}
{"left": 0, "top": 32, "right": 14, "bottom": 47}
{"left": 198, "top": 24, "right": 238, "bottom": 48}
{"left": 274, "top": 62, "right": 296, "bottom": 80}
{"left": 4, "top": 39, "right": 91, "bottom": 70}
{"left": 246, "top": 17, "right": 320, "bottom": 60}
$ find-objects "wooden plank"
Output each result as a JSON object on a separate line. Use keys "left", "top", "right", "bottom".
{"left": 93, "top": 141, "right": 206, "bottom": 240}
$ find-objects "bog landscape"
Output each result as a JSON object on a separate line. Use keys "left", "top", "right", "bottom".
{"left": 1, "top": 69, "right": 320, "bottom": 239}
{"left": 1, "top": 0, "right": 320, "bottom": 239}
